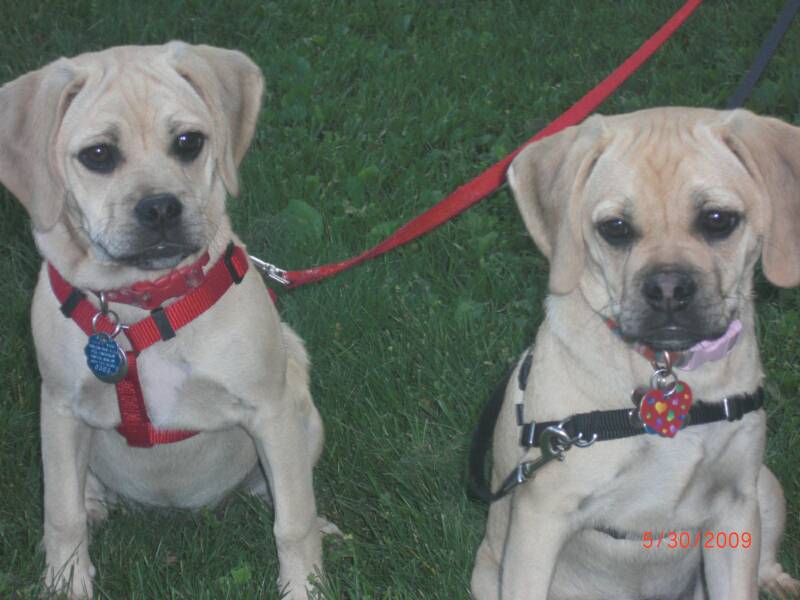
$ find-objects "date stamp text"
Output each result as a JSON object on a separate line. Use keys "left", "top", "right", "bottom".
{"left": 642, "top": 530, "right": 752, "bottom": 550}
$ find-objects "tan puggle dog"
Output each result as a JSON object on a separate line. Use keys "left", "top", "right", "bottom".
{"left": 471, "top": 108, "right": 800, "bottom": 599}
{"left": 0, "top": 43, "right": 326, "bottom": 599}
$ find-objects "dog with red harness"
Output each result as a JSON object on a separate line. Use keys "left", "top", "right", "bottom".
{"left": 0, "top": 42, "right": 328, "bottom": 599}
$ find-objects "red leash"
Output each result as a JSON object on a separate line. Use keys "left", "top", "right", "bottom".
{"left": 282, "top": 0, "right": 703, "bottom": 289}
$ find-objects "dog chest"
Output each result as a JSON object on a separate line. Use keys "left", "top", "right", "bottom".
{"left": 575, "top": 414, "right": 765, "bottom": 534}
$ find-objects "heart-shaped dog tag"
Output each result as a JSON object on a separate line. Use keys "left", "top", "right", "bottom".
{"left": 84, "top": 332, "right": 128, "bottom": 383}
{"left": 638, "top": 381, "right": 693, "bottom": 438}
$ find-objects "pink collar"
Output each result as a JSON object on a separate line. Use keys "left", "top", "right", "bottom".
{"left": 98, "top": 252, "right": 210, "bottom": 310}
{"left": 604, "top": 318, "right": 742, "bottom": 371}
{"left": 675, "top": 320, "right": 742, "bottom": 370}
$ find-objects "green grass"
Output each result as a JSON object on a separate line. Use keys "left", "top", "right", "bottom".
{"left": 1, "top": 0, "right": 800, "bottom": 598}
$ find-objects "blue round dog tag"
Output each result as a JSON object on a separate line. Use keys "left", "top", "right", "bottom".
{"left": 84, "top": 333, "right": 128, "bottom": 383}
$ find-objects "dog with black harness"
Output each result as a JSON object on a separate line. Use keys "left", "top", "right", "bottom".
{"left": 469, "top": 107, "right": 800, "bottom": 600}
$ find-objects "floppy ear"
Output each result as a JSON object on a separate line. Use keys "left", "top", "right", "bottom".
{"left": 506, "top": 115, "right": 606, "bottom": 294}
{"left": 722, "top": 109, "right": 800, "bottom": 288}
{"left": 0, "top": 59, "right": 84, "bottom": 230}
{"left": 167, "top": 42, "right": 264, "bottom": 197}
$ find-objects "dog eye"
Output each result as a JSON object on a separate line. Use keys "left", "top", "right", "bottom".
{"left": 78, "top": 144, "right": 118, "bottom": 173}
{"left": 173, "top": 131, "right": 205, "bottom": 162}
{"left": 597, "top": 218, "right": 634, "bottom": 247}
{"left": 698, "top": 210, "right": 740, "bottom": 240}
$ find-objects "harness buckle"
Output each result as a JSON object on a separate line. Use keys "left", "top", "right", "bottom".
{"left": 150, "top": 307, "right": 176, "bottom": 341}
{"left": 224, "top": 243, "right": 246, "bottom": 284}
{"left": 628, "top": 408, "right": 645, "bottom": 430}
{"left": 520, "top": 420, "right": 536, "bottom": 447}
{"left": 249, "top": 254, "right": 291, "bottom": 286}
{"left": 722, "top": 396, "right": 743, "bottom": 421}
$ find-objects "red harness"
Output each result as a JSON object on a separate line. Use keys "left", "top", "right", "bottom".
{"left": 48, "top": 243, "right": 249, "bottom": 448}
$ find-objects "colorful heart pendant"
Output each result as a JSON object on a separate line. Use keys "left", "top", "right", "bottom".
{"left": 638, "top": 381, "right": 693, "bottom": 438}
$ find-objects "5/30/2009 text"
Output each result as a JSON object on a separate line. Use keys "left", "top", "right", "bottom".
{"left": 642, "top": 531, "right": 751, "bottom": 550}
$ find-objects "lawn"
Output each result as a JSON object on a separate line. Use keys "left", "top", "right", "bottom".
{"left": 1, "top": 1, "right": 799, "bottom": 598}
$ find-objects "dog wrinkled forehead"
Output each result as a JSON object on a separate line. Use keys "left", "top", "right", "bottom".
{"left": 0, "top": 41, "right": 264, "bottom": 230}
{"left": 583, "top": 110, "right": 761, "bottom": 219}
{"left": 58, "top": 48, "right": 212, "bottom": 152}
{"left": 612, "top": 108, "right": 754, "bottom": 171}
{"left": 68, "top": 46, "right": 212, "bottom": 115}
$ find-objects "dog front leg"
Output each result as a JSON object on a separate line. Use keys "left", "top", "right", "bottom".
{"left": 501, "top": 487, "right": 573, "bottom": 600}
{"left": 40, "top": 387, "right": 94, "bottom": 599}
{"left": 247, "top": 402, "right": 321, "bottom": 599}
{"left": 703, "top": 497, "right": 760, "bottom": 599}
{"left": 757, "top": 465, "right": 800, "bottom": 599}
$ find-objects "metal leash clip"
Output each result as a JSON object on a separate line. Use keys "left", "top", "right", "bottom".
{"left": 517, "top": 418, "right": 595, "bottom": 481}
{"left": 494, "top": 416, "right": 599, "bottom": 500}
{"left": 249, "top": 255, "right": 291, "bottom": 286}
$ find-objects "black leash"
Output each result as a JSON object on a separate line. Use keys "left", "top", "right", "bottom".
{"left": 725, "top": 0, "right": 800, "bottom": 109}
{"left": 468, "top": 0, "right": 798, "bottom": 505}
{"left": 467, "top": 363, "right": 517, "bottom": 503}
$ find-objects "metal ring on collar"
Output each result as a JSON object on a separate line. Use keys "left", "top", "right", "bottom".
{"left": 91, "top": 309, "right": 123, "bottom": 338}
{"left": 650, "top": 368, "right": 678, "bottom": 395}
{"left": 98, "top": 290, "right": 109, "bottom": 315}
{"left": 651, "top": 350, "right": 674, "bottom": 372}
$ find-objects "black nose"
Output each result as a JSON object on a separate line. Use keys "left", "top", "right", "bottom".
{"left": 642, "top": 269, "right": 697, "bottom": 313}
{"left": 134, "top": 194, "right": 183, "bottom": 230}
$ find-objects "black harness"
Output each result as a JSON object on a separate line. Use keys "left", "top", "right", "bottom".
{"left": 468, "top": 350, "right": 765, "bottom": 503}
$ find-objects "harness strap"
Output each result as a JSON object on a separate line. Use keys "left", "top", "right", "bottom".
{"left": 114, "top": 352, "right": 197, "bottom": 447}
{"left": 124, "top": 244, "right": 248, "bottom": 353}
{"left": 49, "top": 242, "right": 249, "bottom": 447}
{"left": 50, "top": 244, "right": 248, "bottom": 349}
{"left": 472, "top": 347, "right": 766, "bottom": 503}
{"left": 519, "top": 388, "right": 764, "bottom": 448}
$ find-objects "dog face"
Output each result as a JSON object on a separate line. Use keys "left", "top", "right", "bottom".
{"left": 0, "top": 42, "right": 263, "bottom": 271}
{"left": 58, "top": 58, "right": 218, "bottom": 269}
{"left": 508, "top": 107, "right": 800, "bottom": 350}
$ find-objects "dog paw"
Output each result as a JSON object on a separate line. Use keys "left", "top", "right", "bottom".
{"left": 277, "top": 571, "right": 322, "bottom": 600}
{"left": 759, "top": 563, "right": 800, "bottom": 599}
{"left": 43, "top": 558, "right": 95, "bottom": 599}
{"left": 84, "top": 472, "right": 113, "bottom": 525}
{"left": 317, "top": 515, "right": 343, "bottom": 537}
{"left": 84, "top": 498, "right": 109, "bottom": 525}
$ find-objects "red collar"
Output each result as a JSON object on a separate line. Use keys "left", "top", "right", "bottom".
{"left": 603, "top": 316, "right": 670, "bottom": 366}
{"left": 100, "top": 252, "right": 210, "bottom": 310}
{"left": 48, "top": 242, "right": 249, "bottom": 447}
